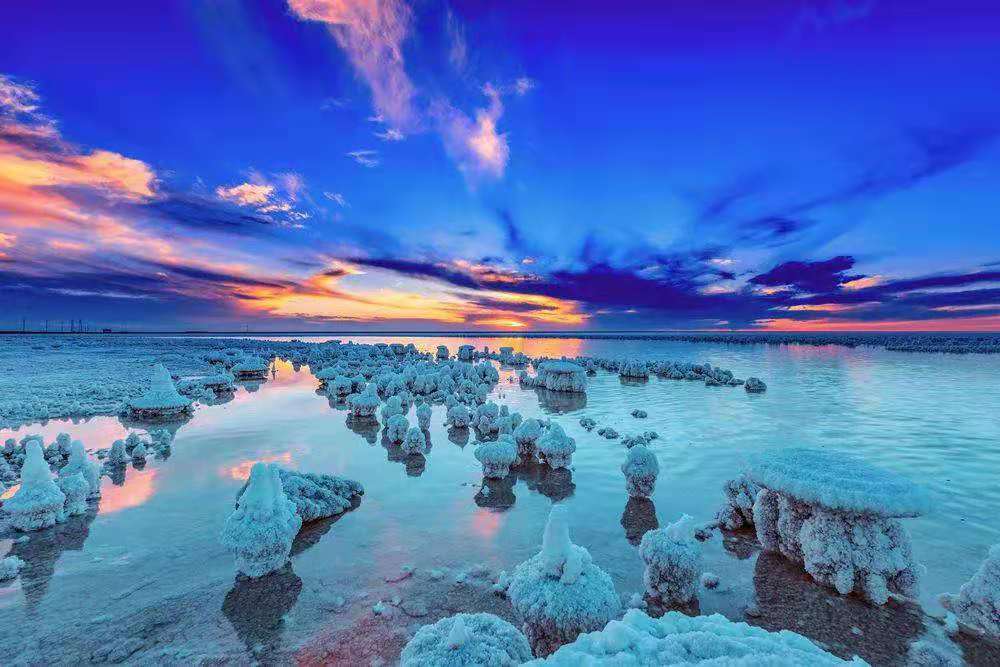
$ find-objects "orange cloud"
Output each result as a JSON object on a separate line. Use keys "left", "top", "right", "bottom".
{"left": 215, "top": 182, "right": 275, "bottom": 206}
{"left": 842, "top": 275, "right": 886, "bottom": 290}
{"left": 782, "top": 302, "right": 877, "bottom": 313}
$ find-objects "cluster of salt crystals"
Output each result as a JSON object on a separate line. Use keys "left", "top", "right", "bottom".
{"left": 436, "top": 345, "right": 449, "bottom": 359}
{"left": 748, "top": 448, "right": 929, "bottom": 605}
{"left": 399, "top": 612, "right": 532, "bottom": 666}
{"left": 939, "top": 543, "right": 1000, "bottom": 638}
{"left": 639, "top": 515, "right": 702, "bottom": 606}
{"left": 220, "top": 462, "right": 302, "bottom": 578}
{"left": 0, "top": 555, "right": 25, "bottom": 581}
{"left": 507, "top": 505, "right": 621, "bottom": 656}
{"left": 380, "top": 394, "right": 406, "bottom": 422}
{"left": 536, "top": 423, "right": 576, "bottom": 469}
{"left": 446, "top": 403, "right": 472, "bottom": 429}
{"left": 269, "top": 467, "right": 364, "bottom": 523}
{"left": 474, "top": 401, "right": 502, "bottom": 434}
{"left": 126, "top": 363, "right": 192, "bottom": 419}
{"left": 347, "top": 384, "right": 380, "bottom": 418}
{"left": 4, "top": 441, "right": 66, "bottom": 531}
{"left": 475, "top": 435, "right": 518, "bottom": 479}
{"left": 106, "top": 439, "right": 129, "bottom": 466}
{"left": 619, "top": 359, "right": 649, "bottom": 379}
{"left": 416, "top": 402, "right": 432, "bottom": 430}
{"left": 745, "top": 376, "right": 767, "bottom": 393}
{"left": 715, "top": 473, "right": 760, "bottom": 530}
{"left": 514, "top": 418, "right": 544, "bottom": 462}
{"left": 231, "top": 355, "right": 268, "bottom": 379}
{"left": 523, "top": 609, "right": 860, "bottom": 665}
{"left": 536, "top": 361, "right": 587, "bottom": 393}
{"left": 621, "top": 445, "right": 659, "bottom": 498}
{"left": 60, "top": 441, "right": 101, "bottom": 500}
{"left": 402, "top": 426, "right": 427, "bottom": 456}
{"left": 385, "top": 414, "right": 409, "bottom": 444}
{"left": 458, "top": 345, "right": 475, "bottom": 361}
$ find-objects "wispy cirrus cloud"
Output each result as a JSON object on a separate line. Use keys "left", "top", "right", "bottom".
{"left": 346, "top": 149, "right": 380, "bottom": 167}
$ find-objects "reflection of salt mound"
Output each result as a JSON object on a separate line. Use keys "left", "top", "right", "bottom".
{"left": 507, "top": 505, "right": 621, "bottom": 656}
{"left": 475, "top": 435, "right": 518, "bottom": 478}
{"left": 639, "top": 515, "right": 702, "bottom": 605}
{"left": 526, "top": 609, "right": 858, "bottom": 665}
{"left": 127, "top": 364, "right": 192, "bottom": 420}
{"left": 537, "top": 423, "right": 576, "bottom": 469}
{"left": 400, "top": 613, "right": 532, "bottom": 666}
{"left": 748, "top": 448, "right": 928, "bottom": 605}
{"left": 221, "top": 462, "right": 302, "bottom": 578}
{"left": 537, "top": 361, "right": 587, "bottom": 393}
{"left": 622, "top": 445, "right": 659, "bottom": 498}
{"left": 5, "top": 441, "right": 66, "bottom": 531}
{"left": 940, "top": 543, "right": 1000, "bottom": 638}
{"left": 272, "top": 467, "right": 364, "bottom": 523}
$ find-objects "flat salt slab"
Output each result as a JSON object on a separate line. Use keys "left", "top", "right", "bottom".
{"left": 747, "top": 448, "right": 930, "bottom": 518}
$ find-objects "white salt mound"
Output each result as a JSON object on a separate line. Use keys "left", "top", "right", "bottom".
{"left": 5, "top": 441, "right": 66, "bottom": 531}
{"left": 525, "top": 609, "right": 864, "bottom": 665}
{"left": 622, "top": 445, "right": 659, "bottom": 499}
{"left": 939, "top": 543, "right": 1000, "bottom": 638}
{"left": 475, "top": 435, "right": 518, "bottom": 479}
{"left": 270, "top": 467, "right": 364, "bottom": 523}
{"left": 400, "top": 612, "right": 532, "bottom": 666}
{"left": 0, "top": 555, "right": 25, "bottom": 581}
{"left": 537, "top": 423, "right": 576, "bottom": 469}
{"left": 639, "top": 515, "right": 702, "bottom": 606}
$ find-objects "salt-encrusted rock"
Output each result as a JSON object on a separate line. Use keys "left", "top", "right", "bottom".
{"left": 639, "top": 515, "right": 702, "bottom": 606}
{"left": 940, "top": 543, "right": 1000, "bottom": 638}
{"left": 348, "top": 384, "right": 380, "bottom": 418}
{"left": 579, "top": 417, "right": 596, "bottom": 431}
{"left": 537, "top": 424, "right": 576, "bottom": 469}
{"left": 748, "top": 448, "right": 928, "bottom": 605}
{"left": 514, "top": 418, "right": 543, "bottom": 462}
{"left": 475, "top": 435, "right": 518, "bottom": 479}
{"left": 416, "top": 402, "right": 432, "bottom": 430}
{"left": 5, "top": 441, "right": 66, "bottom": 531}
{"left": 537, "top": 361, "right": 587, "bottom": 393}
{"left": 622, "top": 445, "right": 659, "bottom": 498}
{"left": 402, "top": 426, "right": 428, "bottom": 456}
{"left": 524, "top": 609, "right": 858, "bottom": 665}
{"left": 270, "top": 467, "right": 364, "bottom": 523}
{"left": 386, "top": 414, "right": 409, "bottom": 444}
{"left": 745, "top": 377, "right": 767, "bottom": 393}
{"left": 131, "top": 442, "right": 148, "bottom": 462}
{"left": 447, "top": 404, "right": 472, "bottom": 429}
{"left": 400, "top": 612, "right": 532, "bottom": 666}
{"left": 232, "top": 355, "right": 269, "bottom": 379}
{"left": 127, "top": 364, "right": 192, "bottom": 420}
{"left": 0, "top": 555, "right": 25, "bottom": 581}
{"left": 221, "top": 462, "right": 302, "bottom": 578}
{"left": 620, "top": 360, "right": 649, "bottom": 379}
{"left": 106, "top": 439, "right": 128, "bottom": 466}
{"left": 507, "top": 505, "right": 621, "bottom": 656}
{"left": 60, "top": 440, "right": 101, "bottom": 500}
{"left": 715, "top": 473, "right": 760, "bottom": 530}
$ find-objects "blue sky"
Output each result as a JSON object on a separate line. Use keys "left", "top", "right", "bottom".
{"left": 1, "top": 0, "right": 999, "bottom": 331}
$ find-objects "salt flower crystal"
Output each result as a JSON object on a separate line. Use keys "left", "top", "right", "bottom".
{"left": 507, "top": 505, "right": 621, "bottom": 656}
{"left": 514, "top": 417, "right": 543, "bottom": 462}
{"left": 5, "top": 441, "right": 66, "bottom": 531}
{"left": 447, "top": 404, "right": 472, "bottom": 429}
{"left": 231, "top": 355, "right": 268, "bottom": 379}
{"left": 61, "top": 440, "right": 101, "bottom": 499}
{"left": 620, "top": 359, "right": 649, "bottom": 379}
{"left": 715, "top": 474, "right": 760, "bottom": 530}
{"left": 400, "top": 612, "right": 532, "bottom": 667}
{"left": 458, "top": 344, "right": 475, "bottom": 361}
{"left": 0, "top": 555, "right": 25, "bottom": 581}
{"left": 381, "top": 394, "right": 406, "bottom": 422}
{"left": 348, "top": 384, "right": 380, "bottom": 418}
{"left": 416, "top": 402, "right": 432, "bottom": 430}
{"left": 221, "top": 462, "right": 302, "bottom": 578}
{"left": 939, "top": 543, "right": 1000, "bottom": 638}
{"left": 127, "top": 364, "right": 192, "bottom": 420}
{"left": 402, "top": 426, "right": 428, "bottom": 456}
{"left": 270, "top": 467, "right": 364, "bottom": 523}
{"left": 639, "top": 515, "right": 702, "bottom": 605}
{"left": 536, "top": 423, "right": 576, "bottom": 469}
{"left": 622, "top": 445, "right": 659, "bottom": 499}
{"left": 525, "top": 609, "right": 862, "bottom": 665}
{"left": 58, "top": 471, "right": 90, "bottom": 516}
{"left": 537, "top": 361, "right": 587, "bottom": 393}
{"left": 106, "top": 439, "right": 129, "bottom": 466}
{"left": 475, "top": 435, "right": 518, "bottom": 479}
{"left": 385, "top": 414, "right": 409, "bottom": 444}
{"left": 436, "top": 345, "right": 449, "bottom": 359}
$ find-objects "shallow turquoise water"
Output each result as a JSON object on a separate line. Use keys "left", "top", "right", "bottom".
{"left": 1, "top": 335, "right": 998, "bottom": 662}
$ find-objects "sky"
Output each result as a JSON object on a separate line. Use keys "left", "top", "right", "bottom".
{"left": 1, "top": 0, "right": 999, "bottom": 332}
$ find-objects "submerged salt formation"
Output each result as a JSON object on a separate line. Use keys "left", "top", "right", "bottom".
{"left": 537, "top": 423, "right": 576, "bottom": 469}
{"left": 475, "top": 435, "right": 518, "bottom": 479}
{"left": 400, "top": 613, "right": 532, "bottom": 667}
{"left": 268, "top": 467, "right": 364, "bottom": 523}
{"left": 507, "top": 505, "right": 621, "bottom": 656}
{"left": 940, "top": 543, "right": 1000, "bottom": 638}
{"left": 748, "top": 448, "right": 930, "bottom": 605}
{"left": 537, "top": 361, "right": 587, "bottom": 393}
{"left": 715, "top": 473, "right": 760, "bottom": 530}
{"left": 514, "top": 417, "right": 543, "bottom": 462}
{"left": 525, "top": 609, "right": 857, "bottom": 665}
{"left": 221, "top": 462, "right": 302, "bottom": 578}
{"left": 622, "top": 445, "right": 659, "bottom": 498}
{"left": 5, "top": 441, "right": 66, "bottom": 531}
{"left": 639, "top": 515, "right": 702, "bottom": 606}
{"left": 402, "top": 426, "right": 427, "bottom": 456}
{"left": 126, "top": 364, "right": 192, "bottom": 420}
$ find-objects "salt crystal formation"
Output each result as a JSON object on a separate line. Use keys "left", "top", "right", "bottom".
{"left": 524, "top": 609, "right": 859, "bottom": 665}
{"left": 221, "top": 462, "right": 302, "bottom": 578}
{"left": 5, "top": 441, "right": 66, "bottom": 531}
{"left": 536, "top": 423, "right": 576, "bottom": 469}
{"left": 402, "top": 426, "right": 428, "bottom": 456}
{"left": 269, "top": 467, "right": 364, "bottom": 523}
{"left": 507, "top": 505, "right": 621, "bottom": 656}
{"left": 126, "top": 364, "right": 192, "bottom": 420}
{"left": 60, "top": 440, "right": 101, "bottom": 500}
{"left": 57, "top": 471, "right": 90, "bottom": 517}
{"left": 231, "top": 355, "right": 269, "bottom": 379}
{"left": 416, "top": 402, "right": 432, "bottom": 430}
{"left": 514, "top": 418, "right": 543, "bottom": 462}
{"left": 620, "top": 360, "right": 649, "bottom": 379}
{"left": 639, "top": 515, "right": 702, "bottom": 606}
{"left": 458, "top": 344, "right": 475, "bottom": 361}
{"left": 715, "top": 473, "right": 760, "bottom": 530}
{"left": 475, "top": 435, "right": 518, "bottom": 479}
{"left": 745, "top": 377, "right": 767, "bottom": 393}
{"left": 0, "top": 555, "right": 25, "bottom": 581}
{"left": 622, "top": 445, "right": 659, "bottom": 498}
{"left": 385, "top": 414, "right": 409, "bottom": 444}
{"left": 939, "top": 543, "right": 1000, "bottom": 638}
{"left": 400, "top": 612, "right": 532, "bottom": 666}
{"left": 446, "top": 404, "right": 472, "bottom": 429}
{"left": 748, "top": 448, "right": 929, "bottom": 605}
{"left": 106, "top": 439, "right": 129, "bottom": 466}
{"left": 537, "top": 361, "right": 587, "bottom": 393}
{"left": 348, "top": 384, "right": 380, "bottom": 418}
{"left": 436, "top": 345, "right": 449, "bottom": 359}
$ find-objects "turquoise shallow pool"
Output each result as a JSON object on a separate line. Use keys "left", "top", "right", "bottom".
{"left": 1, "top": 335, "right": 999, "bottom": 664}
